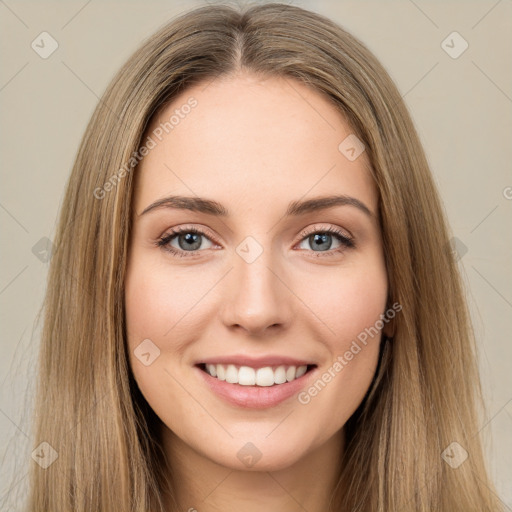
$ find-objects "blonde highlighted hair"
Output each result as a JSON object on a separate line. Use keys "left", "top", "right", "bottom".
{"left": 28, "top": 2, "right": 501, "bottom": 510}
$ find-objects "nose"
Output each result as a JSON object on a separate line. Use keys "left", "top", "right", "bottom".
{"left": 220, "top": 246, "right": 293, "bottom": 336}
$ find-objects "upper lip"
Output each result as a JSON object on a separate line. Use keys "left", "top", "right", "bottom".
{"left": 197, "top": 355, "right": 316, "bottom": 368}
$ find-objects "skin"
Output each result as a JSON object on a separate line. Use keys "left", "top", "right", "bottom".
{"left": 124, "top": 72, "right": 388, "bottom": 512}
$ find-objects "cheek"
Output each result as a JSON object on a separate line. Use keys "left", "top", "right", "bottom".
{"left": 124, "top": 255, "right": 215, "bottom": 409}
{"left": 124, "top": 262, "right": 195, "bottom": 427}
{"left": 124, "top": 257, "right": 178, "bottom": 380}
{"left": 293, "top": 260, "right": 387, "bottom": 416}
{"left": 302, "top": 260, "right": 388, "bottom": 345}
{"left": 124, "top": 257, "right": 205, "bottom": 343}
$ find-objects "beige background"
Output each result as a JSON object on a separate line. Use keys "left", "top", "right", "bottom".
{"left": 1, "top": 0, "right": 511, "bottom": 509}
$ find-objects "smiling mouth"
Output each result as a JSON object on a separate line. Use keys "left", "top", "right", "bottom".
{"left": 197, "top": 363, "right": 317, "bottom": 387}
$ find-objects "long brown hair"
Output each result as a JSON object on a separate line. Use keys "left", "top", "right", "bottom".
{"left": 28, "top": 2, "right": 501, "bottom": 510}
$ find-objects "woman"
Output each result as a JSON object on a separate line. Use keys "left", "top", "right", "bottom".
{"left": 28, "top": 2, "right": 502, "bottom": 511}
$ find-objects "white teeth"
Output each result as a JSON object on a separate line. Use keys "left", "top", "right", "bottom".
{"left": 206, "top": 364, "right": 217, "bottom": 377}
{"left": 238, "top": 366, "right": 256, "bottom": 385}
{"left": 256, "top": 367, "right": 274, "bottom": 386}
{"left": 225, "top": 364, "right": 238, "bottom": 384}
{"left": 216, "top": 364, "right": 226, "bottom": 381}
{"left": 274, "top": 365, "right": 287, "bottom": 384}
{"left": 286, "top": 366, "right": 296, "bottom": 382}
{"left": 295, "top": 365, "right": 307, "bottom": 378}
{"left": 203, "top": 363, "right": 309, "bottom": 386}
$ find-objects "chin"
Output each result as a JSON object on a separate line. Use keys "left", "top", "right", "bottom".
{"left": 213, "top": 444, "right": 308, "bottom": 472}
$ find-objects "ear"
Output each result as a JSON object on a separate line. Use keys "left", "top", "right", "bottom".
{"left": 382, "top": 298, "right": 400, "bottom": 338}
{"left": 382, "top": 322, "right": 394, "bottom": 339}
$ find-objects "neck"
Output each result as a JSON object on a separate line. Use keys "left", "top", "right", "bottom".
{"left": 161, "top": 427, "right": 344, "bottom": 512}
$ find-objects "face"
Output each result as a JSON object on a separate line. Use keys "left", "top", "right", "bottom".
{"left": 124, "top": 72, "right": 388, "bottom": 472}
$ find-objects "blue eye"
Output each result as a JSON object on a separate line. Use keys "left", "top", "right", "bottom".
{"left": 156, "top": 227, "right": 215, "bottom": 257}
{"left": 297, "top": 227, "right": 354, "bottom": 253}
{"left": 156, "top": 225, "right": 354, "bottom": 258}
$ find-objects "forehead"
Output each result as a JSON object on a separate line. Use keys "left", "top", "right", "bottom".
{"left": 133, "top": 73, "right": 377, "bottom": 215}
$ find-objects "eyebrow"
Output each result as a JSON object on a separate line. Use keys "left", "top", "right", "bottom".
{"left": 139, "top": 194, "right": 373, "bottom": 218}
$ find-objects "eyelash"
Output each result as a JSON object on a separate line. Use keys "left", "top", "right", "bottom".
{"left": 155, "top": 225, "right": 355, "bottom": 258}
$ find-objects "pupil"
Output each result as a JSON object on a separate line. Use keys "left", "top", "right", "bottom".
{"left": 312, "top": 233, "right": 330, "bottom": 251}
{"left": 180, "top": 233, "right": 201, "bottom": 251}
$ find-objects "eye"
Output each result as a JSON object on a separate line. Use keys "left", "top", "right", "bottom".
{"left": 156, "top": 224, "right": 355, "bottom": 258}
{"left": 156, "top": 226, "right": 216, "bottom": 258}
{"left": 295, "top": 225, "right": 355, "bottom": 256}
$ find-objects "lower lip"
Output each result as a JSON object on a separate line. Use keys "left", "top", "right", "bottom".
{"left": 195, "top": 366, "right": 316, "bottom": 409}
